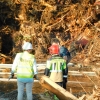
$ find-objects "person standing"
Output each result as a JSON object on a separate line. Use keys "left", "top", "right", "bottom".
{"left": 10, "top": 42, "right": 38, "bottom": 100}
{"left": 51, "top": 38, "right": 71, "bottom": 89}
{"left": 44, "top": 45, "right": 67, "bottom": 100}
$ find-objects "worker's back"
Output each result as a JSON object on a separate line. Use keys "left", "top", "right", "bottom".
{"left": 46, "top": 55, "right": 66, "bottom": 82}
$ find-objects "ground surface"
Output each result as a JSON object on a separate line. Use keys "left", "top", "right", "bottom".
{"left": 0, "top": 90, "right": 54, "bottom": 100}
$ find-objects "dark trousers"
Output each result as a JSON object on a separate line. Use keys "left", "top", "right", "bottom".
{"left": 56, "top": 80, "right": 67, "bottom": 89}
{"left": 63, "top": 78, "right": 67, "bottom": 89}
{"left": 63, "top": 67, "right": 68, "bottom": 89}
{"left": 56, "top": 82, "right": 63, "bottom": 87}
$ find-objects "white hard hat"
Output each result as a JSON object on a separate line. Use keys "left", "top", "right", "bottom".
{"left": 22, "top": 42, "right": 33, "bottom": 50}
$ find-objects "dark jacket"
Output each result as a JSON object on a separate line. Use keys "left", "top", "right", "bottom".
{"left": 60, "top": 46, "right": 71, "bottom": 63}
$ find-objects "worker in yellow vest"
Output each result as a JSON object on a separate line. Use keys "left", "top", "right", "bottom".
{"left": 10, "top": 42, "right": 38, "bottom": 100}
{"left": 44, "top": 45, "right": 67, "bottom": 100}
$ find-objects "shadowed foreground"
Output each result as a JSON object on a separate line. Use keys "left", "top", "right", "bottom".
{"left": 0, "top": 90, "right": 40, "bottom": 100}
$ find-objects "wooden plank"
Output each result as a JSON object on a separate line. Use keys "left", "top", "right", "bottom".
{"left": 0, "top": 78, "right": 96, "bottom": 88}
{"left": 0, "top": 64, "right": 46, "bottom": 68}
{"left": 0, "top": 71, "right": 97, "bottom": 77}
{"left": 68, "top": 76, "right": 98, "bottom": 83}
{"left": 0, "top": 63, "right": 74, "bottom": 68}
{"left": 67, "top": 81, "right": 94, "bottom": 87}
{"left": 0, "top": 70, "right": 97, "bottom": 78}
{"left": 67, "top": 87, "right": 93, "bottom": 94}
{"left": 68, "top": 71, "right": 96, "bottom": 76}
{"left": 0, "top": 73, "right": 11, "bottom": 74}
{"left": 40, "top": 75, "right": 78, "bottom": 100}
{"left": 0, "top": 78, "right": 92, "bottom": 84}
{"left": 0, "top": 78, "right": 39, "bottom": 82}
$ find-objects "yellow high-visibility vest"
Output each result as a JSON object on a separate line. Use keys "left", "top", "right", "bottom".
{"left": 16, "top": 52, "right": 35, "bottom": 78}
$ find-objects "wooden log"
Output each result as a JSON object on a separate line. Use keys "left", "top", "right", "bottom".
{"left": 40, "top": 75, "right": 78, "bottom": 100}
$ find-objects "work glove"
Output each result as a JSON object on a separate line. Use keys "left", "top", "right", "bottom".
{"left": 8, "top": 73, "right": 14, "bottom": 80}
{"left": 34, "top": 75, "right": 39, "bottom": 80}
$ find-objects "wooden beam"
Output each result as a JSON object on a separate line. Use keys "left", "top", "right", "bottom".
{"left": 0, "top": 71, "right": 96, "bottom": 76}
{"left": 0, "top": 78, "right": 95, "bottom": 88}
{"left": 40, "top": 75, "right": 78, "bottom": 100}
{"left": 0, "top": 63, "right": 75, "bottom": 68}
{"left": 0, "top": 78, "right": 39, "bottom": 82}
{"left": 67, "top": 81, "right": 94, "bottom": 87}
{"left": 0, "top": 64, "right": 46, "bottom": 68}
{"left": 68, "top": 71, "right": 96, "bottom": 76}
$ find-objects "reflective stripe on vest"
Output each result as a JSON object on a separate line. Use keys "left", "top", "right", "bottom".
{"left": 47, "top": 57, "right": 66, "bottom": 72}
